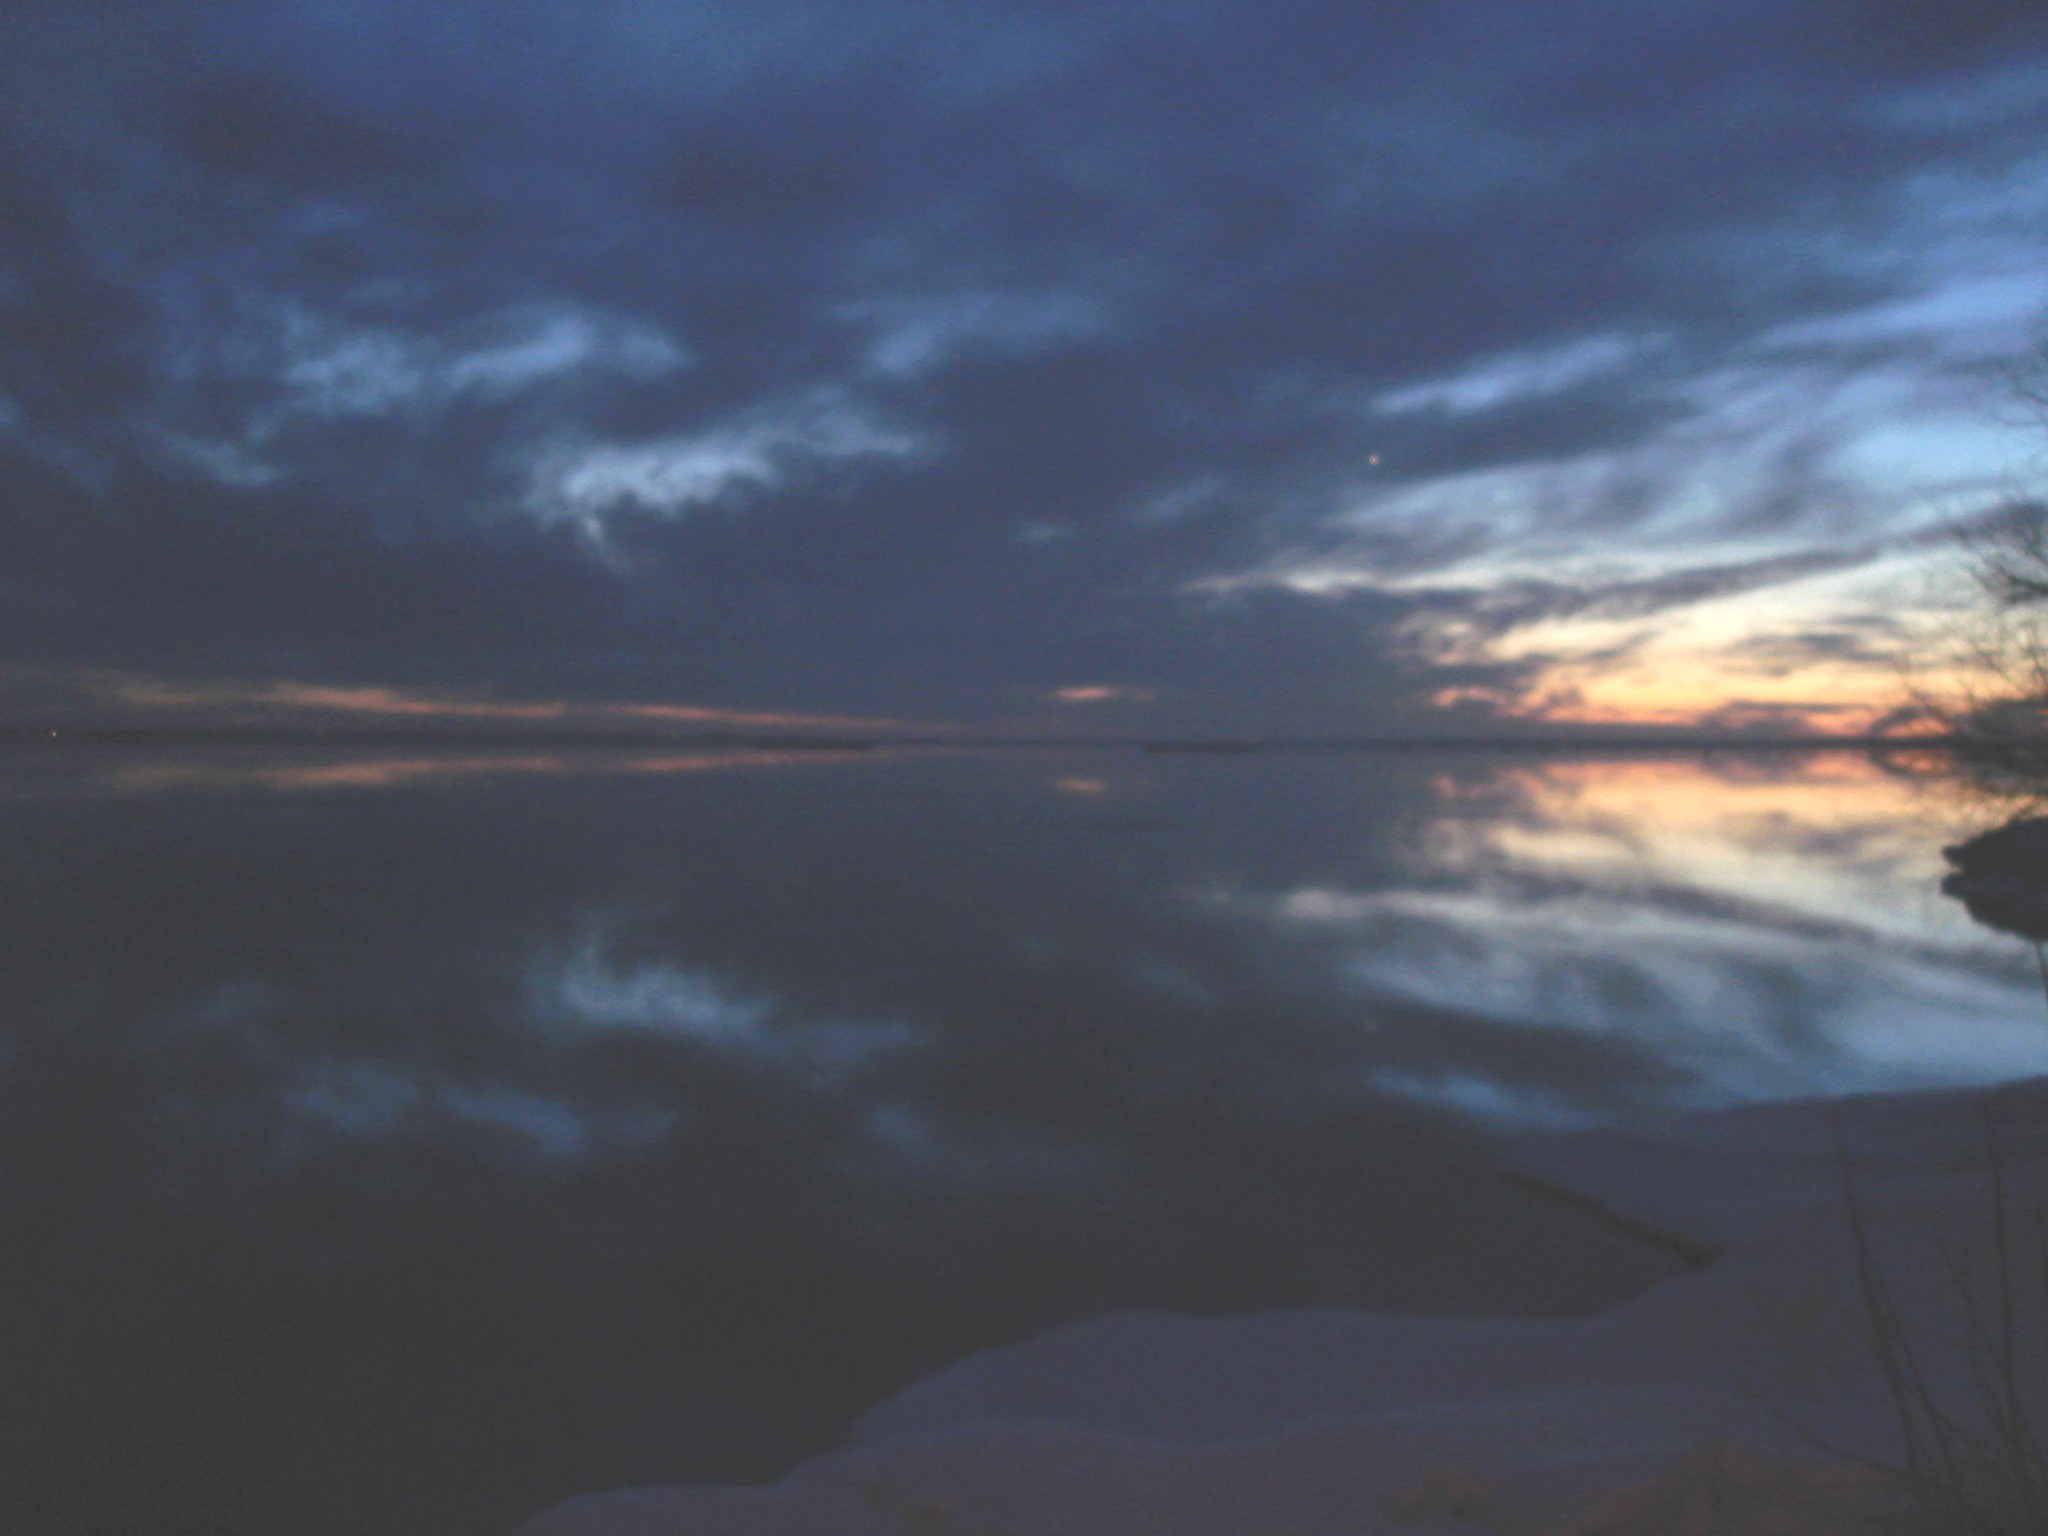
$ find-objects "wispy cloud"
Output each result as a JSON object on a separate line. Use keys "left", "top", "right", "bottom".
{"left": 1372, "top": 333, "right": 1667, "bottom": 418}
{"left": 160, "top": 299, "right": 692, "bottom": 475}
{"left": 281, "top": 305, "right": 690, "bottom": 417}
{"left": 840, "top": 289, "right": 1107, "bottom": 378}
{"left": 522, "top": 390, "right": 932, "bottom": 541}
{"left": 1400, "top": 548, "right": 1941, "bottom": 733}
{"left": 1188, "top": 308, "right": 2033, "bottom": 729}
{"left": 29, "top": 666, "right": 919, "bottom": 735}
{"left": 1737, "top": 152, "right": 2048, "bottom": 364}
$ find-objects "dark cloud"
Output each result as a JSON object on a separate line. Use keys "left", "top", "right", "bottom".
{"left": 1263, "top": 534, "right": 1881, "bottom": 646}
{"left": 173, "top": 77, "right": 410, "bottom": 193}
{"left": 0, "top": 139, "right": 152, "bottom": 440}
{"left": 1726, "top": 618, "right": 1912, "bottom": 674}
{"left": 656, "top": 127, "right": 864, "bottom": 226}
{"left": 1816, "top": 0, "right": 2048, "bottom": 69}
{"left": 1574, "top": 547, "right": 1878, "bottom": 621}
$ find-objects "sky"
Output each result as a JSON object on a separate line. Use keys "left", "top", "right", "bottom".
{"left": 4, "top": 0, "right": 2048, "bottom": 736}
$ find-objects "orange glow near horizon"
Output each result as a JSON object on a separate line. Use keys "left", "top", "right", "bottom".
{"left": 1484, "top": 630, "right": 1942, "bottom": 734}
{"left": 1435, "top": 634, "right": 1962, "bottom": 738}
{"left": 1410, "top": 547, "right": 1975, "bottom": 737}
{"left": 8, "top": 604, "right": 1978, "bottom": 745}
{"left": 1050, "top": 684, "right": 1155, "bottom": 706}
{"left": 83, "top": 671, "right": 925, "bottom": 736}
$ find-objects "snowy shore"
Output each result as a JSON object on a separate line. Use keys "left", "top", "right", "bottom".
{"left": 513, "top": 1078, "right": 2048, "bottom": 1535}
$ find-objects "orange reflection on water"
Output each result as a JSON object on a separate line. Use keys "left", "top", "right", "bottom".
{"left": 1432, "top": 750, "right": 1978, "bottom": 945}
{"left": 1496, "top": 750, "right": 1937, "bottom": 830}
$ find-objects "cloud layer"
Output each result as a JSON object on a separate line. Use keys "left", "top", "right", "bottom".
{"left": 3, "top": 0, "right": 2047, "bottom": 728}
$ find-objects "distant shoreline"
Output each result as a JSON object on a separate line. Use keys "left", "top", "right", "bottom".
{"left": 0, "top": 724, "right": 1957, "bottom": 755}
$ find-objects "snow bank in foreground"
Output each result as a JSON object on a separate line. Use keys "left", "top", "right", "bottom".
{"left": 513, "top": 1079, "right": 2048, "bottom": 1535}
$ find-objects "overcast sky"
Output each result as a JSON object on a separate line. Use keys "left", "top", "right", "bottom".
{"left": 5, "top": 0, "right": 2048, "bottom": 734}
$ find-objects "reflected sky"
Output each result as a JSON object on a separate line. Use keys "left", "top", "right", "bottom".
{"left": 0, "top": 743, "right": 2039, "bottom": 1534}
{"left": 1243, "top": 751, "right": 2048, "bottom": 1119}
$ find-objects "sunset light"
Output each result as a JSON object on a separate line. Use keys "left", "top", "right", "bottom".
{"left": 7, "top": 4, "right": 2048, "bottom": 1532}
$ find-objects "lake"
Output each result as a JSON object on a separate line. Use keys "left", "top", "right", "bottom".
{"left": 0, "top": 741, "right": 2040, "bottom": 1535}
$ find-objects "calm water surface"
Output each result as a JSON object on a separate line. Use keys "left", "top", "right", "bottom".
{"left": 0, "top": 743, "right": 2040, "bottom": 1534}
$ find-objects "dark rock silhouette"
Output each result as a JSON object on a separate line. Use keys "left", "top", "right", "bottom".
{"left": 1942, "top": 816, "right": 2048, "bottom": 940}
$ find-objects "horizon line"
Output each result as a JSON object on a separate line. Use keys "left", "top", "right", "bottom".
{"left": 0, "top": 723, "right": 1964, "bottom": 754}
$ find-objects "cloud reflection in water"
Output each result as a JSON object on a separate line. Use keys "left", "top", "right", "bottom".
{"left": 1245, "top": 753, "right": 2048, "bottom": 1121}
{"left": 0, "top": 743, "right": 2038, "bottom": 1534}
